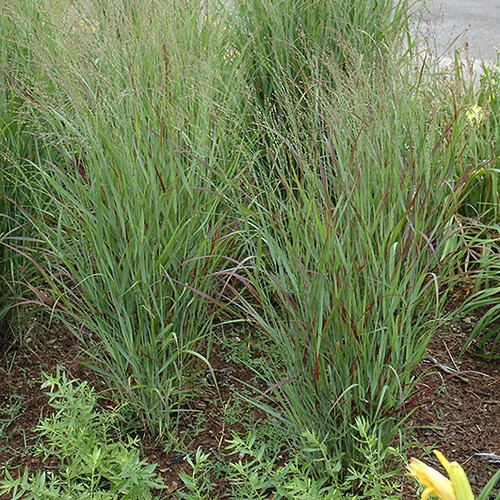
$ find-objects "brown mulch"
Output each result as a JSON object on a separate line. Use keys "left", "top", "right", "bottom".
{"left": 402, "top": 309, "right": 500, "bottom": 498}
{"left": 0, "top": 305, "right": 499, "bottom": 499}
{"left": 0, "top": 318, "right": 269, "bottom": 498}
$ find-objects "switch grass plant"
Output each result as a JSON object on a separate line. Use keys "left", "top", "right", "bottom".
{"left": 438, "top": 55, "right": 500, "bottom": 359}
{"left": 223, "top": 6, "right": 492, "bottom": 480}
{"left": 459, "top": 252, "right": 500, "bottom": 359}
{"left": 0, "top": 76, "right": 58, "bottom": 333}
{"left": 231, "top": 0, "right": 413, "bottom": 105}
{"left": 1, "top": 0, "right": 248, "bottom": 436}
{"left": 0, "top": 33, "right": 39, "bottom": 326}
{"left": 452, "top": 59, "right": 500, "bottom": 224}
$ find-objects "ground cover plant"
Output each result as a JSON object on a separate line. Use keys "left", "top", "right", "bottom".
{"left": 1, "top": 0, "right": 499, "bottom": 498}
{"left": 0, "top": 370, "right": 166, "bottom": 499}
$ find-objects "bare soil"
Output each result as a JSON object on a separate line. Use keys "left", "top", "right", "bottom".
{"left": 402, "top": 306, "right": 500, "bottom": 498}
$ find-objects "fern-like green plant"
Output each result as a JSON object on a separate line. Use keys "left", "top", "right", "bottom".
{"left": 0, "top": 369, "right": 165, "bottom": 499}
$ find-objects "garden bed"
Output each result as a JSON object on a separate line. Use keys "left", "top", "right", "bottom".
{"left": 1, "top": 304, "right": 498, "bottom": 498}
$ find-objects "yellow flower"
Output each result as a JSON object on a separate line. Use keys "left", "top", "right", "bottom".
{"left": 446, "top": 460, "right": 475, "bottom": 500}
{"left": 78, "top": 19, "right": 96, "bottom": 33}
{"left": 223, "top": 47, "right": 241, "bottom": 64}
{"left": 466, "top": 104, "right": 484, "bottom": 124}
{"left": 409, "top": 451, "right": 475, "bottom": 500}
{"left": 409, "top": 454, "right": 455, "bottom": 500}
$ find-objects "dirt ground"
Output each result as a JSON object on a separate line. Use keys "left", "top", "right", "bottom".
{"left": 0, "top": 303, "right": 499, "bottom": 499}
{"left": 403, "top": 305, "right": 500, "bottom": 498}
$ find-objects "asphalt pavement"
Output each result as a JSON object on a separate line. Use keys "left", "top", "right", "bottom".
{"left": 419, "top": 0, "right": 500, "bottom": 63}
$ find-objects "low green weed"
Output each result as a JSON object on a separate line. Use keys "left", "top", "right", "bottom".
{"left": 0, "top": 394, "right": 23, "bottom": 439}
{"left": 177, "top": 448, "right": 215, "bottom": 500}
{"left": 221, "top": 417, "right": 403, "bottom": 499}
{"left": 0, "top": 369, "right": 165, "bottom": 499}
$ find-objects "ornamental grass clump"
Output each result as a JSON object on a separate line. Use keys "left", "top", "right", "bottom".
{"left": 231, "top": 0, "right": 412, "bottom": 106}
{"left": 225, "top": 13, "right": 484, "bottom": 480}
{"left": 0, "top": 27, "right": 60, "bottom": 333}
{"left": 442, "top": 54, "right": 500, "bottom": 224}
{"left": 0, "top": 0, "right": 247, "bottom": 436}
{"left": 436, "top": 59, "right": 500, "bottom": 360}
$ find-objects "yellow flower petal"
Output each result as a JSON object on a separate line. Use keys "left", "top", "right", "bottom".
{"left": 448, "top": 462, "right": 475, "bottom": 500}
{"left": 466, "top": 105, "right": 484, "bottom": 124}
{"left": 409, "top": 457, "right": 456, "bottom": 500}
{"left": 410, "top": 451, "right": 476, "bottom": 500}
{"left": 435, "top": 450, "right": 475, "bottom": 500}
{"left": 434, "top": 450, "right": 452, "bottom": 475}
